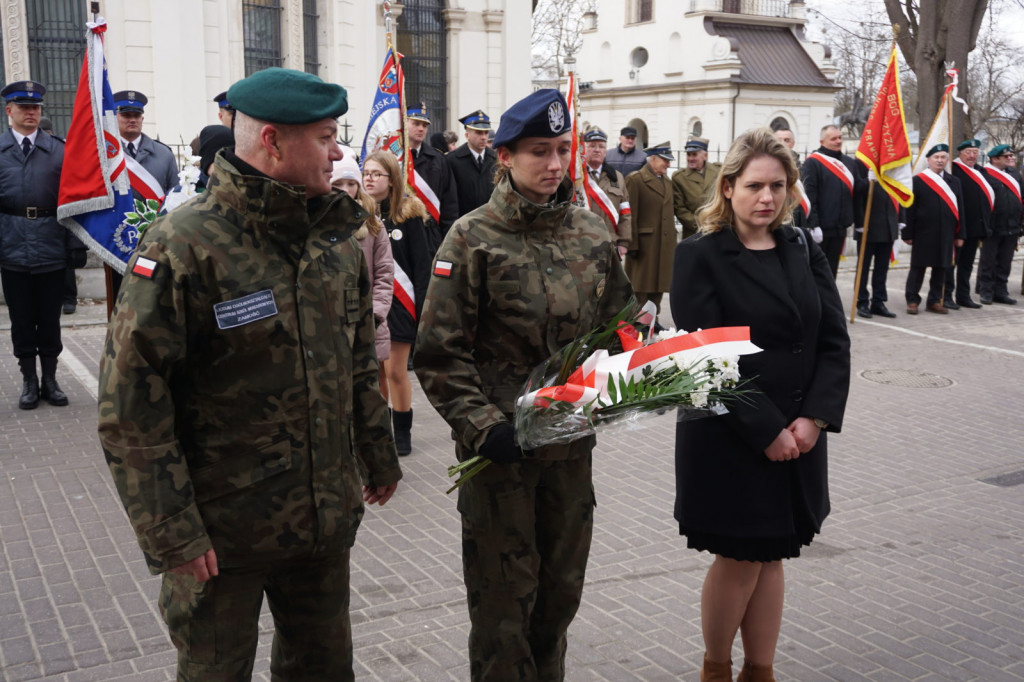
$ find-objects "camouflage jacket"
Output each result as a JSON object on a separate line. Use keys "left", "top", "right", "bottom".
{"left": 414, "top": 174, "right": 634, "bottom": 460}
{"left": 98, "top": 154, "right": 401, "bottom": 574}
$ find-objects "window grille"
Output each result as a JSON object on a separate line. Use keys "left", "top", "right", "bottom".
{"left": 25, "top": 0, "right": 87, "bottom": 137}
{"left": 303, "top": 0, "right": 319, "bottom": 75}
{"left": 243, "top": 0, "right": 283, "bottom": 76}
{"left": 396, "top": 0, "right": 447, "bottom": 130}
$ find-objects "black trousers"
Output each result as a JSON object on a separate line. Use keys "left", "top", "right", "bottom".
{"left": 820, "top": 233, "right": 845, "bottom": 279}
{"left": 945, "top": 237, "right": 981, "bottom": 302}
{"left": 1, "top": 268, "right": 65, "bottom": 360}
{"left": 856, "top": 240, "right": 893, "bottom": 305}
{"left": 978, "top": 234, "right": 1017, "bottom": 298}
{"left": 905, "top": 266, "right": 947, "bottom": 305}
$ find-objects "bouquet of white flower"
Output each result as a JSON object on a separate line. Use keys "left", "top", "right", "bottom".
{"left": 444, "top": 306, "right": 761, "bottom": 493}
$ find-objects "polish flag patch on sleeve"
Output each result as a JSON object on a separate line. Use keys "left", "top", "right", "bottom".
{"left": 433, "top": 260, "right": 453, "bottom": 278}
{"left": 132, "top": 257, "right": 158, "bottom": 279}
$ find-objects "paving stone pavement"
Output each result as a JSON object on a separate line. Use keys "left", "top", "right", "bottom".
{"left": 1, "top": 257, "right": 1023, "bottom": 681}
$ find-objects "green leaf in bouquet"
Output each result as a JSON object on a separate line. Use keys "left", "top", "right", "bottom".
{"left": 146, "top": 198, "right": 162, "bottom": 212}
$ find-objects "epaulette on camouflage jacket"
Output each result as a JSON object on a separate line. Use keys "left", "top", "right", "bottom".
{"left": 98, "top": 154, "right": 401, "bottom": 574}
{"left": 414, "top": 174, "right": 635, "bottom": 460}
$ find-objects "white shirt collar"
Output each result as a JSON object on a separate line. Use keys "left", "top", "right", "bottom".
{"left": 11, "top": 129, "right": 39, "bottom": 146}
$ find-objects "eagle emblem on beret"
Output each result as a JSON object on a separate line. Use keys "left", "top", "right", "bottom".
{"left": 548, "top": 101, "right": 565, "bottom": 134}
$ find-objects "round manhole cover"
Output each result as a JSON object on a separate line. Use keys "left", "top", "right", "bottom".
{"left": 860, "top": 369, "right": 953, "bottom": 388}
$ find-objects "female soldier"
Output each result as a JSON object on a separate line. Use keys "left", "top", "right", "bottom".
{"left": 362, "top": 150, "right": 430, "bottom": 455}
{"left": 670, "top": 127, "right": 850, "bottom": 681}
{"left": 414, "top": 89, "right": 634, "bottom": 681}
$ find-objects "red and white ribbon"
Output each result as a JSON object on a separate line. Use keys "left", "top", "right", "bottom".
{"left": 808, "top": 152, "right": 854, "bottom": 195}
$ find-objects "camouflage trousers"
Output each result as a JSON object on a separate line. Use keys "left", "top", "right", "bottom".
{"left": 159, "top": 550, "right": 352, "bottom": 681}
{"left": 457, "top": 454, "right": 595, "bottom": 681}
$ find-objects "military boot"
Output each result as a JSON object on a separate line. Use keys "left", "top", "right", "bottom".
{"left": 18, "top": 357, "right": 39, "bottom": 410}
{"left": 393, "top": 409, "right": 412, "bottom": 456}
{"left": 39, "top": 356, "right": 69, "bottom": 407}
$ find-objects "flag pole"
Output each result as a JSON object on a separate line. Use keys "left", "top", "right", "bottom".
{"left": 850, "top": 179, "right": 876, "bottom": 323}
{"left": 384, "top": 1, "right": 410, "bottom": 191}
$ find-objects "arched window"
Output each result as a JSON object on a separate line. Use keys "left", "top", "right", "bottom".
{"left": 690, "top": 120, "right": 704, "bottom": 137}
{"left": 770, "top": 116, "right": 790, "bottom": 132}
{"left": 25, "top": 0, "right": 87, "bottom": 136}
{"left": 398, "top": 0, "right": 448, "bottom": 129}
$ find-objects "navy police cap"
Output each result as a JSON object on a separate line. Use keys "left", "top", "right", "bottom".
{"left": 956, "top": 138, "right": 981, "bottom": 151}
{"left": 407, "top": 102, "right": 430, "bottom": 123}
{"left": 925, "top": 143, "right": 949, "bottom": 157}
{"left": 213, "top": 91, "right": 233, "bottom": 110}
{"left": 227, "top": 68, "right": 348, "bottom": 124}
{"left": 114, "top": 90, "right": 147, "bottom": 113}
{"left": 459, "top": 109, "right": 491, "bottom": 131}
{"left": 584, "top": 127, "right": 608, "bottom": 143}
{"left": 2, "top": 80, "right": 46, "bottom": 104}
{"left": 492, "top": 89, "right": 571, "bottom": 149}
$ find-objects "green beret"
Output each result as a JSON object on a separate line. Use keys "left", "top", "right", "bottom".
{"left": 227, "top": 68, "right": 347, "bottom": 124}
{"left": 988, "top": 144, "right": 1013, "bottom": 158}
{"left": 956, "top": 139, "right": 981, "bottom": 151}
{"left": 925, "top": 143, "right": 949, "bottom": 157}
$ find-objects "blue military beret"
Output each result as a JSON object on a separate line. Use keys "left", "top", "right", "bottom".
{"left": 988, "top": 144, "right": 1013, "bottom": 158}
{"left": 926, "top": 143, "right": 949, "bottom": 157}
{"left": 2, "top": 80, "right": 46, "bottom": 104}
{"left": 492, "top": 89, "right": 571, "bottom": 149}
{"left": 407, "top": 102, "right": 430, "bottom": 123}
{"left": 113, "top": 90, "right": 147, "bottom": 112}
{"left": 645, "top": 141, "right": 674, "bottom": 161}
{"left": 227, "top": 68, "right": 348, "bottom": 124}
{"left": 459, "top": 109, "right": 491, "bottom": 130}
{"left": 956, "top": 138, "right": 981, "bottom": 151}
{"left": 584, "top": 127, "right": 607, "bottom": 142}
{"left": 213, "top": 91, "right": 233, "bottom": 110}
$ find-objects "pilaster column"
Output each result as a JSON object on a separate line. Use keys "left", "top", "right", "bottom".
{"left": 3, "top": 0, "right": 30, "bottom": 82}
{"left": 281, "top": 0, "right": 304, "bottom": 70}
{"left": 442, "top": 8, "right": 466, "bottom": 129}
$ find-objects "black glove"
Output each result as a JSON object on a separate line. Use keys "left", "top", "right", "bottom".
{"left": 479, "top": 423, "right": 523, "bottom": 465}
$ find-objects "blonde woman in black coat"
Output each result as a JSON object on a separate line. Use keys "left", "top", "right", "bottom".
{"left": 670, "top": 128, "right": 850, "bottom": 682}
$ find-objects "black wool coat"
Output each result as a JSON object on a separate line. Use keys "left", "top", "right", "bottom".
{"left": 670, "top": 226, "right": 850, "bottom": 538}
{"left": 951, "top": 160, "right": 992, "bottom": 239}
{"left": 801, "top": 147, "right": 865, "bottom": 237}
{"left": 411, "top": 142, "right": 459, "bottom": 237}
{"left": 448, "top": 143, "right": 497, "bottom": 218}
{"left": 853, "top": 160, "right": 902, "bottom": 243}
{"left": 901, "top": 171, "right": 964, "bottom": 269}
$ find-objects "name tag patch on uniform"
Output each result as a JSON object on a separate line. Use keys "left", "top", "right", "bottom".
{"left": 132, "top": 257, "right": 158, "bottom": 279}
{"left": 213, "top": 289, "right": 278, "bottom": 330}
{"left": 433, "top": 260, "right": 453, "bottom": 278}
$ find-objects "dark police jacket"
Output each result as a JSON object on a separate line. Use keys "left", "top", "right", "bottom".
{"left": 801, "top": 147, "right": 864, "bottom": 237}
{"left": 0, "top": 130, "right": 67, "bottom": 273}
{"left": 132, "top": 133, "right": 179, "bottom": 195}
{"left": 410, "top": 143, "right": 459, "bottom": 236}
{"left": 951, "top": 159, "right": 992, "bottom": 239}
{"left": 902, "top": 170, "right": 964, "bottom": 269}
{"left": 983, "top": 165, "right": 1023, "bottom": 236}
{"left": 671, "top": 226, "right": 850, "bottom": 538}
{"left": 448, "top": 143, "right": 496, "bottom": 217}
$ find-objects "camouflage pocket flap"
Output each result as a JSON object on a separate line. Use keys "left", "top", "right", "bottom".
{"left": 191, "top": 436, "right": 294, "bottom": 504}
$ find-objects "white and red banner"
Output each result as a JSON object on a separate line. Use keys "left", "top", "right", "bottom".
{"left": 361, "top": 47, "right": 404, "bottom": 161}
{"left": 566, "top": 70, "right": 590, "bottom": 209}
{"left": 57, "top": 18, "right": 166, "bottom": 274}
{"left": 855, "top": 45, "right": 914, "bottom": 207}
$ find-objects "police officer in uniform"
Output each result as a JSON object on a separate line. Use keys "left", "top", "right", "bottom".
{"left": 415, "top": 89, "right": 634, "bottom": 681}
{"left": 213, "top": 90, "right": 235, "bottom": 128}
{"left": 979, "top": 144, "right": 1021, "bottom": 305}
{"left": 99, "top": 68, "right": 401, "bottom": 680}
{"left": 949, "top": 138, "right": 992, "bottom": 308}
{"left": 113, "top": 90, "right": 179, "bottom": 193}
{"left": 448, "top": 109, "right": 497, "bottom": 217}
{"left": 406, "top": 103, "right": 459, "bottom": 240}
{"left": 671, "top": 136, "right": 722, "bottom": 239}
{"left": 583, "top": 127, "right": 631, "bottom": 256}
{"left": 0, "top": 80, "right": 69, "bottom": 409}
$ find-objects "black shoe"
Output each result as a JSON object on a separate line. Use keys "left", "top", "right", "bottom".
{"left": 957, "top": 297, "right": 982, "bottom": 309}
{"left": 856, "top": 303, "right": 872, "bottom": 319}
{"left": 62, "top": 301, "right": 77, "bottom": 315}
{"left": 980, "top": 295, "right": 993, "bottom": 305}
{"left": 993, "top": 295, "right": 1017, "bottom": 305}
{"left": 19, "top": 376, "right": 40, "bottom": 410}
{"left": 943, "top": 299, "right": 960, "bottom": 310}
{"left": 870, "top": 303, "right": 897, "bottom": 318}
{"left": 40, "top": 376, "right": 69, "bottom": 406}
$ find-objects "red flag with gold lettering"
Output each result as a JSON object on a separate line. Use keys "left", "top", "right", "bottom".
{"left": 856, "top": 46, "right": 913, "bottom": 207}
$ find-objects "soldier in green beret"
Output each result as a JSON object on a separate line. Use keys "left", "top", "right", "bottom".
{"left": 415, "top": 89, "right": 635, "bottom": 681}
{"left": 98, "top": 67, "right": 401, "bottom": 680}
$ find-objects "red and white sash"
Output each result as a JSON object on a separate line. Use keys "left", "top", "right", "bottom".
{"left": 984, "top": 165, "right": 1022, "bottom": 206}
{"left": 918, "top": 169, "right": 960, "bottom": 226}
{"left": 124, "top": 155, "right": 165, "bottom": 202}
{"left": 794, "top": 178, "right": 810, "bottom": 215}
{"left": 393, "top": 262, "right": 416, "bottom": 321}
{"left": 953, "top": 159, "right": 995, "bottom": 211}
{"left": 807, "top": 152, "right": 854, "bottom": 195}
{"left": 407, "top": 151, "right": 441, "bottom": 223}
{"left": 586, "top": 178, "right": 630, "bottom": 231}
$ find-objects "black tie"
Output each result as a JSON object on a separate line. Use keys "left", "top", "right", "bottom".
{"left": 475, "top": 155, "right": 483, "bottom": 171}
{"left": 21, "top": 138, "right": 32, "bottom": 157}
{"left": 126, "top": 141, "right": 136, "bottom": 158}
{"left": 411, "top": 148, "right": 418, "bottom": 163}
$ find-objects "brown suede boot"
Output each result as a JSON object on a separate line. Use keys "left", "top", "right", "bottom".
{"left": 736, "top": 659, "right": 776, "bottom": 682}
{"left": 701, "top": 653, "right": 733, "bottom": 682}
